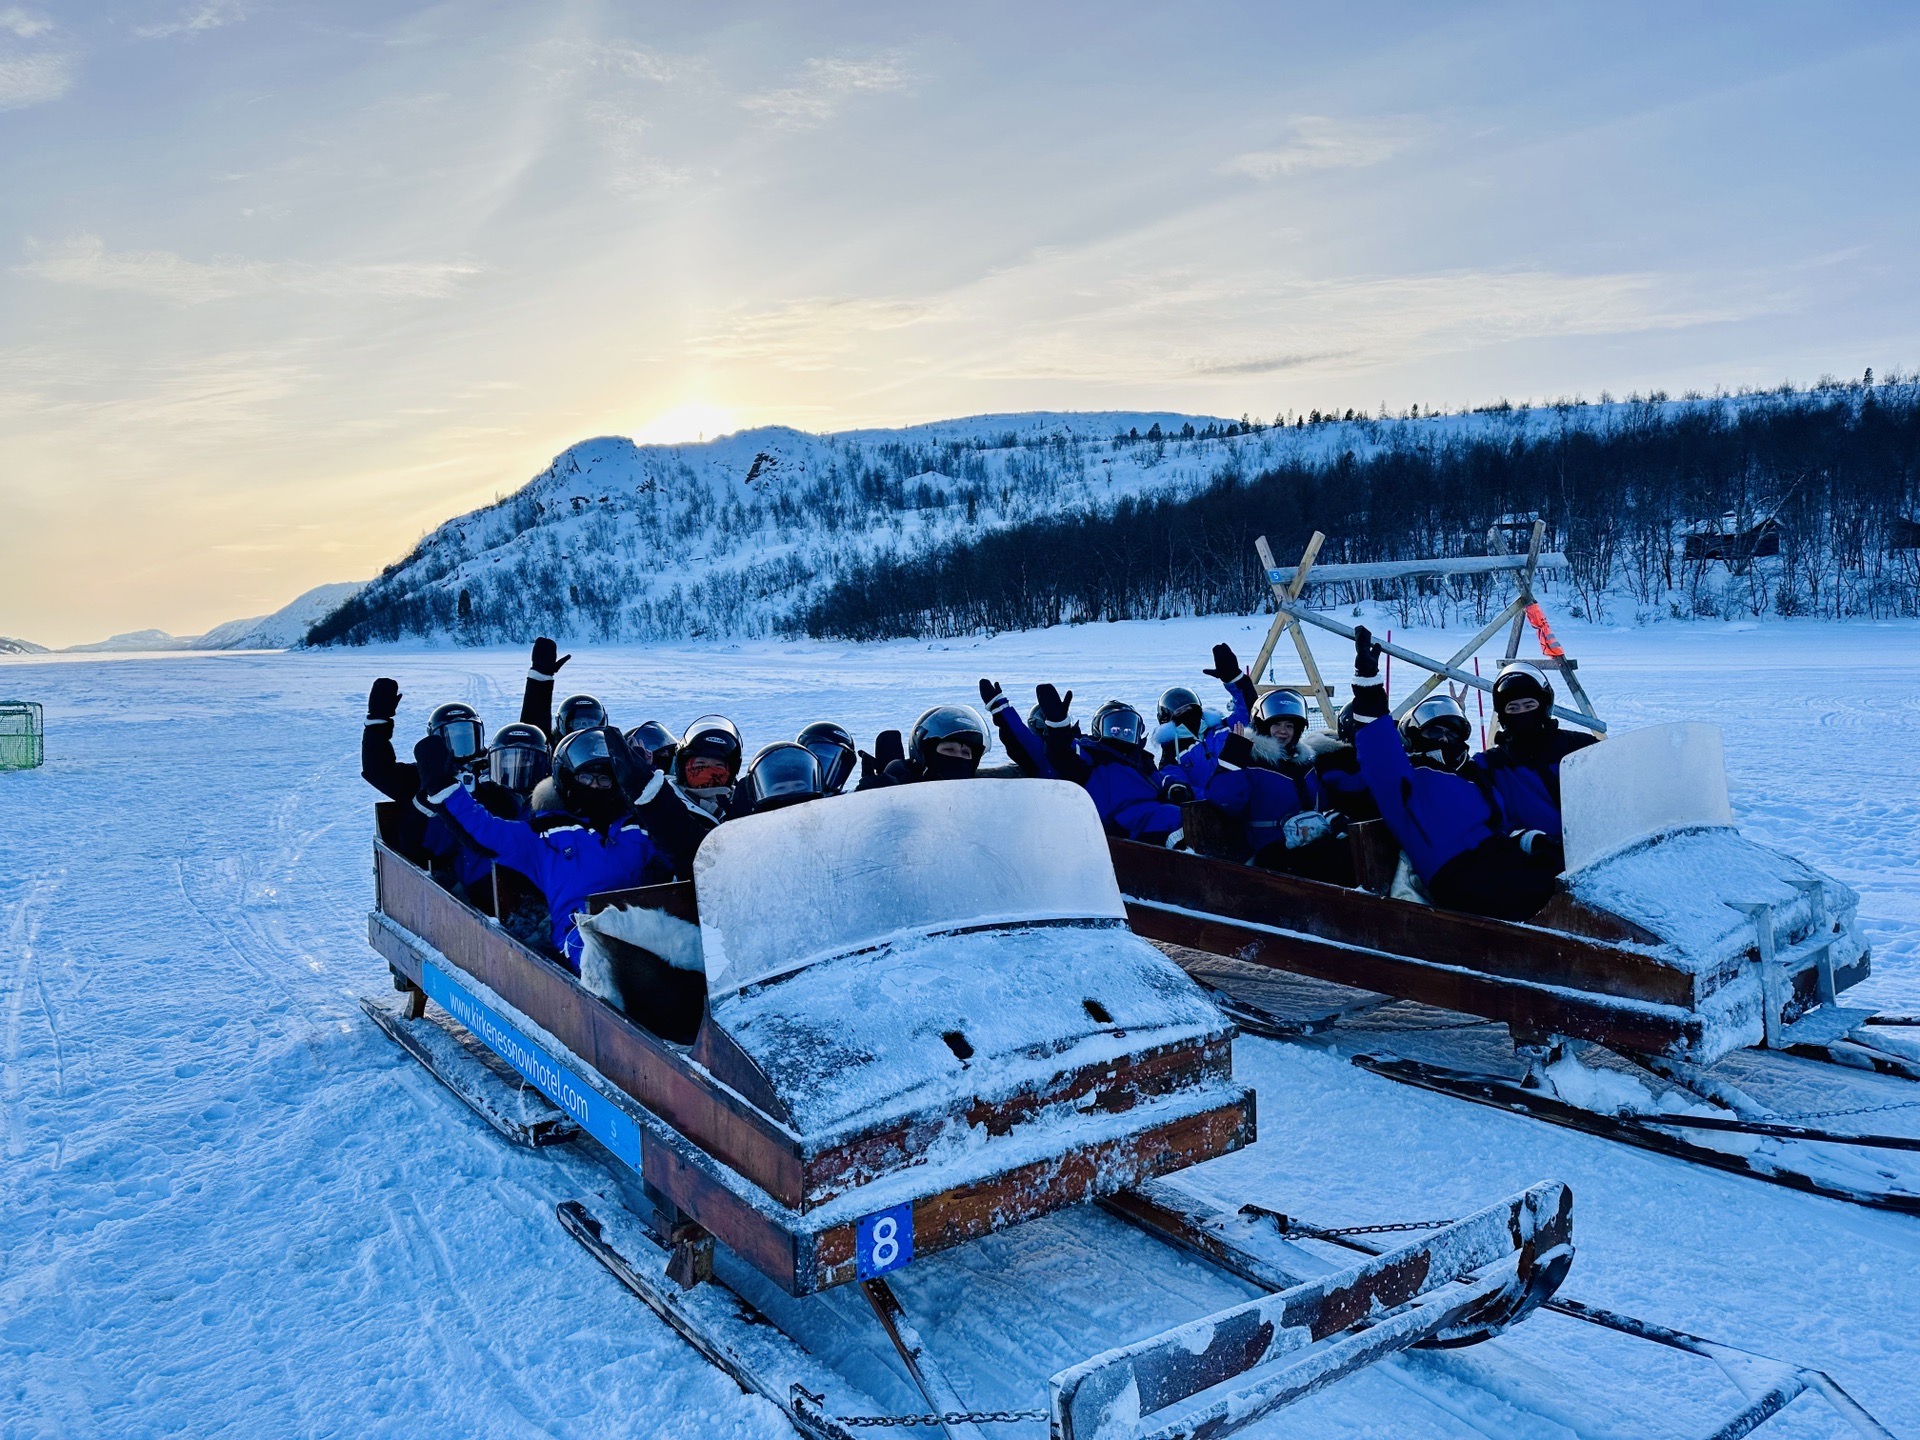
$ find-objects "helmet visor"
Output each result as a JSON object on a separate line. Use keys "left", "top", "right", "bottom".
{"left": 490, "top": 744, "right": 550, "bottom": 794}
{"left": 558, "top": 698, "right": 607, "bottom": 735}
{"left": 438, "top": 718, "right": 486, "bottom": 763}
{"left": 803, "top": 738, "right": 856, "bottom": 792}
{"left": 1094, "top": 707, "right": 1146, "bottom": 746}
{"left": 748, "top": 746, "right": 822, "bottom": 808}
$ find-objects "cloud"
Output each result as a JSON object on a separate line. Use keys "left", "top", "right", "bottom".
{"left": 1223, "top": 115, "right": 1425, "bottom": 180}
{"left": 0, "top": 45, "right": 67, "bottom": 107}
{"left": 1193, "top": 351, "right": 1355, "bottom": 376}
{"left": 135, "top": 1, "right": 247, "bottom": 40}
{"left": 0, "top": 8, "right": 52, "bottom": 37}
{"left": 18, "top": 235, "right": 481, "bottom": 304}
{"left": 691, "top": 296, "right": 940, "bottom": 371}
{"left": 582, "top": 102, "right": 692, "bottom": 195}
{"left": 742, "top": 53, "right": 911, "bottom": 129}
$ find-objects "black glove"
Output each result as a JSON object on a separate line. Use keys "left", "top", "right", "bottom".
{"left": 978, "top": 677, "right": 1010, "bottom": 715}
{"left": 858, "top": 750, "right": 881, "bottom": 785}
{"left": 603, "top": 725, "right": 654, "bottom": 799}
{"left": 1162, "top": 780, "right": 1194, "bottom": 805}
{"left": 530, "top": 636, "right": 570, "bottom": 678}
{"left": 1035, "top": 683, "right": 1073, "bottom": 727}
{"left": 367, "top": 677, "right": 401, "bottom": 722}
{"left": 874, "top": 729, "right": 905, "bottom": 769}
{"left": 1353, "top": 625, "right": 1383, "bottom": 679}
{"left": 1217, "top": 732, "right": 1257, "bottom": 770}
{"left": 883, "top": 758, "right": 915, "bottom": 786}
{"left": 1203, "top": 643, "right": 1242, "bottom": 683}
{"left": 413, "top": 734, "right": 458, "bottom": 800}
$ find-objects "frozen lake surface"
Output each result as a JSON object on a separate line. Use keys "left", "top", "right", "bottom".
{"left": 2, "top": 615, "right": 1917, "bottom": 1437}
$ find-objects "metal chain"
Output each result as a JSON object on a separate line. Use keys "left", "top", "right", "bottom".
{"left": 1242, "top": 1204, "right": 1458, "bottom": 1239}
{"left": 1772, "top": 1096, "right": 1920, "bottom": 1123}
{"left": 833, "top": 1409, "right": 1050, "bottom": 1427}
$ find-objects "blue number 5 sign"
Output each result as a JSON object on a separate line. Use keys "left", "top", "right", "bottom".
{"left": 855, "top": 1202, "right": 915, "bottom": 1281}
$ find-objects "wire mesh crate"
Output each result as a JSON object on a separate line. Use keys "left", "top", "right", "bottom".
{"left": 0, "top": 701, "right": 44, "bottom": 770}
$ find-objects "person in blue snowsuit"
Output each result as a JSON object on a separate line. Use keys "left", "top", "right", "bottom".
{"left": 1466, "top": 663, "right": 1597, "bottom": 847}
{"left": 1345, "top": 627, "right": 1560, "bottom": 921}
{"left": 414, "top": 726, "right": 675, "bottom": 971}
{"left": 979, "top": 679, "right": 1185, "bottom": 845}
{"left": 361, "top": 680, "right": 522, "bottom": 908}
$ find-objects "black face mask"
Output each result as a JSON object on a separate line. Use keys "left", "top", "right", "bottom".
{"left": 923, "top": 748, "right": 979, "bottom": 781}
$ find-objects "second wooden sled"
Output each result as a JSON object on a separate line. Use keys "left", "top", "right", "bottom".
{"left": 362, "top": 778, "right": 1573, "bottom": 1439}
{"left": 1116, "top": 722, "right": 1920, "bottom": 1213}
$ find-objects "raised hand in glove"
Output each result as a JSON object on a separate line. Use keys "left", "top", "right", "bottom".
{"left": 1352, "top": 625, "right": 1383, "bottom": 679}
{"left": 367, "top": 677, "right": 402, "bottom": 722}
{"left": 412, "top": 733, "right": 458, "bottom": 801}
{"left": 1202, "top": 643, "right": 1242, "bottom": 683}
{"left": 603, "top": 725, "right": 654, "bottom": 800}
{"left": 530, "top": 636, "right": 571, "bottom": 679}
{"left": 1035, "top": 683, "right": 1074, "bottom": 728}
{"left": 978, "top": 677, "right": 1011, "bottom": 714}
{"left": 874, "top": 729, "right": 905, "bottom": 769}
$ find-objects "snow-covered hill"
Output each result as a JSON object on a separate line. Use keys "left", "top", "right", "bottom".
{"left": 310, "top": 384, "right": 1919, "bottom": 647}
{"left": 62, "top": 628, "right": 194, "bottom": 653}
{"left": 0, "top": 635, "right": 48, "bottom": 655}
{"left": 195, "top": 581, "right": 364, "bottom": 650}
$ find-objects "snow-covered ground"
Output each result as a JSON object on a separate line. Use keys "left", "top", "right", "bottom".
{"left": 2, "top": 616, "right": 1917, "bottom": 1437}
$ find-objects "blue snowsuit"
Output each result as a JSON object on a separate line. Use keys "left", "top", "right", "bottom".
{"left": 443, "top": 786, "right": 673, "bottom": 970}
{"left": 1352, "top": 715, "right": 1505, "bottom": 885}
{"left": 1467, "top": 726, "right": 1597, "bottom": 842}
{"left": 1205, "top": 748, "right": 1323, "bottom": 857}
{"left": 992, "top": 704, "right": 1181, "bottom": 842}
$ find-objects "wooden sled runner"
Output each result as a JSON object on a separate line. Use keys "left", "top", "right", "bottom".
{"left": 362, "top": 779, "right": 1574, "bottom": 1438}
{"left": 1118, "top": 723, "right": 1920, "bottom": 1214}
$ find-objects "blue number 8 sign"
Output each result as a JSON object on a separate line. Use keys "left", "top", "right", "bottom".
{"left": 855, "top": 1202, "right": 915, "bottom": 1281}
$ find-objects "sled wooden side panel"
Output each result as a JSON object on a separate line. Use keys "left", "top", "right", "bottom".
{"left": 1111, "top": 840, "right": 1703, "bottom": 1008}
{"left": 373, "top": 842, "right": 810, "bottom": 1207}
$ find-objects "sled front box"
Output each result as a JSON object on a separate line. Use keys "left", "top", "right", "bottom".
{"left": 370, "top": 840, "right": 1254, "bottom": 1295}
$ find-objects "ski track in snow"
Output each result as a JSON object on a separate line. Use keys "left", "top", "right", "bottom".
{"left": 0, "top": 619, "right": 1916, "bottom": 1437}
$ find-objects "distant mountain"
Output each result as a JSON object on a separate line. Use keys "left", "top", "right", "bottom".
{"left": 58, "top": 580, "right": 361, "bottom": 654}
{"left": 0, "top": 635, "right": 49, "bottom": 655}
{"left": 195, "top": 581, "right": 364, "bottom": 650}
{"left": 63, "top": 628, "right": 193, "bottom": 653}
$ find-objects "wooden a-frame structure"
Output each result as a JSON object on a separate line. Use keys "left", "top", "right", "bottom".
{"left": 1248, "top": 520, "right": 1605, "bottom": 734}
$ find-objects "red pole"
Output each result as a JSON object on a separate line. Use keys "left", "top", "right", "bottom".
{"left": 1473, "top": 655, "right": 1488, "bottom": 751}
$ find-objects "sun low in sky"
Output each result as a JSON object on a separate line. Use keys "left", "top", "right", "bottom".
{"left": 4, "top": 1, "right": 1919, "bottom": 646}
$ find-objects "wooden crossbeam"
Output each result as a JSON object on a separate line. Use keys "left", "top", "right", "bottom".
{"left": 1252, "top": 533, "right": 1337, "bottom": 731}
{"left": 1265, "top": 551, "right": 1568, "bottom": 587}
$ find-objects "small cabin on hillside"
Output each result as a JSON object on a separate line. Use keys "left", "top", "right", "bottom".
{"left": 1682, "top": 511, "right": 1782, "bottom": 568}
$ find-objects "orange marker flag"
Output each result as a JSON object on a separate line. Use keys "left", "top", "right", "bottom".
{"left": 1526, "top": 603, "right": 1565, "bottom": 659}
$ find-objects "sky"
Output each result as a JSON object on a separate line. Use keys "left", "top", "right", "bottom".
{"left": 4, "top": 2, "right": 1920, "bottom": 647}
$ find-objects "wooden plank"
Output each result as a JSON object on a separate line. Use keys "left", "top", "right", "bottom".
{"left": 804, "top": 1035, "right": 1236, "bottom": 1207}
{"left": 1255, "top": 533, "right": 1338, "bottom": 731}
{"left": 799, "top": 1093, "right": 1256, "bottom": 1294}
{"left": 1109, "top": 841, "right": 1705, "bottom": 1010}
{"left": 1131, "top": 899, "right": 1701, "bottom": 1055}
{"left": 1272, "top": 598, "right": 1605, "bottom": 733}
{"left": 1266, "top": 552, "right": 1570, "bottom": 587}
{"left": 1504, "top": 520, "right": 1548, "bottom": 663}
{"left": 1392, "top": 596, "right": 1524, "bottom": 719}
{"left": 374, "top": 844, "right": 810, "bottom": 1207}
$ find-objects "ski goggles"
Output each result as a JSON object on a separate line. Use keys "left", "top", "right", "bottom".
{"left": 1094, "top": 708, "right": 1147, "bottom": 747}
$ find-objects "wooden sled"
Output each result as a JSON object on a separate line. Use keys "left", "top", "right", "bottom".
{"left": 362, "top": 779, "right": 1575, "bottom": 1437}
{"left": 1115, "top": 724, "right": 1920, "bottom": 1213}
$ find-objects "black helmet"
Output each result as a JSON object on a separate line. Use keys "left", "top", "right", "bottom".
{"left": 627, "top": 720, "right": 677, "bottom": 772}
{"left": 740, "top": 742, "right": 824, "bottom": 814}
{"left": 1402, "top": 696, "right": 1472, "bottom": 770}
{"left": 1252, "top": 689, "right": 1311, "bottom": 740}
{"left": 556, "top": 694, "right": 608, "bottom": 737}
{"left": 1157, "top": 685, "right": 1204, "bottom": 735}
{"left": 428, "top": 702, "right": 486, "bottom": 768}
{"left": 677, "top": 714, "right": 743, "bottom": 790}
{"left": 1493, "top": 662, "right": 1553, "bottom": 733}
{"left": 553, "top": 727, "right": 625, "bottom": 824}
{"left": 909, "top": 704, "right": 990, "bottom": 780}
{"left": 1091, "top": 700, "right": 1147, "bottom": 748}
{"left": 489, "top": 722, "right": 551, "bottom": 796}
{"left": 797, "top": 721, "right": 857, "bottom": 794}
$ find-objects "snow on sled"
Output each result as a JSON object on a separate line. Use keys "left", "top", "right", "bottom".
{"left": 362, "top": 779, "right": 1576, "bottom": 1438}
{"left": 1117, "top": 723, "right": 1920, "bottom": 1213}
